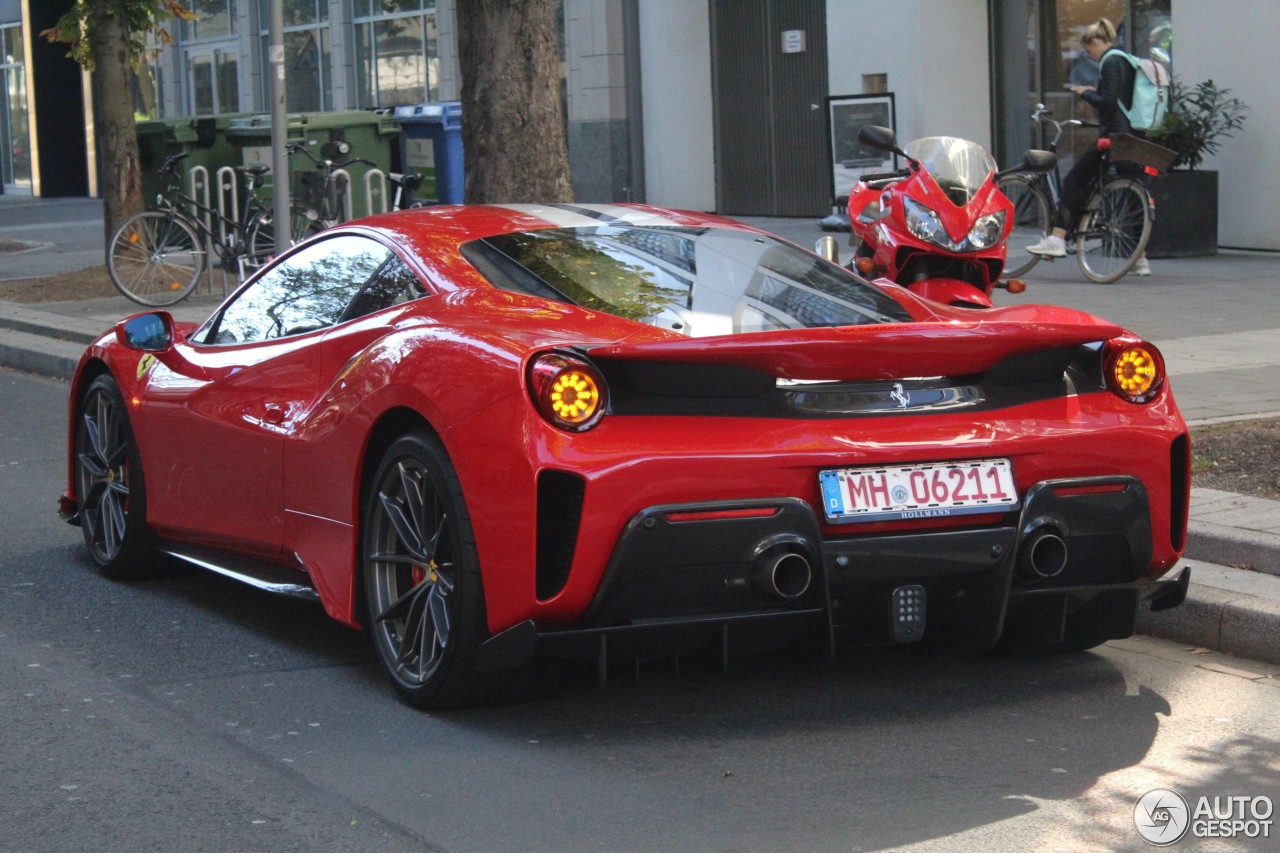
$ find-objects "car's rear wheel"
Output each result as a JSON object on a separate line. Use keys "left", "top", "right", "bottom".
{"left": 74, "top": 375, "right": 160, "bottom": 578}
{"left": 362, "top": 431, "right": 496, "bottom": 709}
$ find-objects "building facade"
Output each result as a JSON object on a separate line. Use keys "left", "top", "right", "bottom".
{"left": 3, "top": 0, "right": 1274, "bottom": 250}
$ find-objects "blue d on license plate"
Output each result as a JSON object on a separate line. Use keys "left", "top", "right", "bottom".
{"left": 819, "top": 458, "right": 1019, "bottom": 523}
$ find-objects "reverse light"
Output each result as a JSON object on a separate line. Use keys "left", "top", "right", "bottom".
{"left": 529, "top": 353, "right": 607, "bottom": 431}
{"left": 1104, "top": 340, "right": 1165, "bottom": 403}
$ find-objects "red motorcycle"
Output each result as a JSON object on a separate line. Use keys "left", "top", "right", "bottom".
{"left": 847, "top": 126, "right": 1054, "bottom": 308}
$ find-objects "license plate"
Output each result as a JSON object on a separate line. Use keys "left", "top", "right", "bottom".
{"left": 819, "top": 458, "right": 1019, "bottom": 524}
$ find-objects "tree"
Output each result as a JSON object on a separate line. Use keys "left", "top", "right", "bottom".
{"left": 456, "top": 0, "right": 573, "bottom": 203}
{"left": 41, "top": 1, "right": 193, "bottom": 241}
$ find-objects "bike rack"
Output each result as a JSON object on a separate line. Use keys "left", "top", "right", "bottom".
{"left": 364, "top": 169, "right": 390, "bottom": 215}
{"left": 187, "top": 166, "right": 217, "bottom": 295}
{"left": 213, "top": 166, "right": 244, "bottom": 295}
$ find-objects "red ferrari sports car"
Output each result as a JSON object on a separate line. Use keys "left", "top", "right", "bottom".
{"left": 60, "top": 203, "right": 1191, "bottom": 708}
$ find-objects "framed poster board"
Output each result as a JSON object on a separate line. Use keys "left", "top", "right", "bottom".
{"left": 827, "top": 93, "right": 896, "bottom": 201}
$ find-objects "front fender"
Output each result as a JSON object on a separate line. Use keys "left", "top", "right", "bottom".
{"left": 907, "top": 278, "right": 994, "bottom": 309}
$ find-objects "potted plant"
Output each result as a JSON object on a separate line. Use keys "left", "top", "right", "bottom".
{"left": 1146, "top": 78, "right": 1249, "bottom": 257}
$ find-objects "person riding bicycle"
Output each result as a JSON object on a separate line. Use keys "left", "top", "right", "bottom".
{"left": 1027, "top": 18, "right": 1151, "bottom": 276}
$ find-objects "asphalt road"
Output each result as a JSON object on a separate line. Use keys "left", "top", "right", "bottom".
{"left": 4, "top": 367, "right": 1279, "bottom": 852}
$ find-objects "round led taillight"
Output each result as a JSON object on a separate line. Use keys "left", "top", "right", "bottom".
{"left": 1105, "top": 340, "right": 1165, "bottom": 404}
{"left": 529, "top": 353, "right": 607, "bottom": 431}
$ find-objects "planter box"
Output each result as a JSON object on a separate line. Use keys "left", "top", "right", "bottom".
{"left": 1147, "top": 170, "right": 1218, "bottom": 258}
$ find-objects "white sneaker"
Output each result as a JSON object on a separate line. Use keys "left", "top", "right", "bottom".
{"left": 1026, "top": 234, "right": 1067, "bottom": 257}
{"left": 1132, "top": 257, "right": 1151, "bottom": 276}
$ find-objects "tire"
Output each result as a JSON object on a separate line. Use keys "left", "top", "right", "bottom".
{"left": 107, "top": 211, "right": 205, "bottom": 307}
{"left": 362, "top": 431, "right": 498, "bottom": 709}
{"left": 1075, "top": 177, "right": 1153, "bottom": 284}
{"left": 997, "top": 174, "right": 1053, "bottom": 278}
{"left": 74, "top": 375, "right": 160, "bottom": 579}
{"left": 244, "top": 210, "right": 278, "bottom": 270}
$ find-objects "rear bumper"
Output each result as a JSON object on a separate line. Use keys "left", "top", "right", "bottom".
{"left": 477, "top": 475, "right": 1189, "bottom": 669}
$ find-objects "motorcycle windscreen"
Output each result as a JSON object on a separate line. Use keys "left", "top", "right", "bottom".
{"left": 903, "top": 137, "right": 998, "bottom": 206}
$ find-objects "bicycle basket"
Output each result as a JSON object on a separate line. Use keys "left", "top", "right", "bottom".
{"left": 1108, "top": 134, "right": 1177, "bottom": 173}
{"left": 294, "top": 171, "right": 326, "bottom": 208}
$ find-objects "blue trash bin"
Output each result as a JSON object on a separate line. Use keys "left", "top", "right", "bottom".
{"left": 394, "top": 102, "right": 464, "bottom": 205}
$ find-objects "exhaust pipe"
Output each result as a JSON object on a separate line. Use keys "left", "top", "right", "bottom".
{"left": 751, "top": 549, "right": 813, "bottom": 601}
{"left": 1017, "top": 528, "right": 1068, "bottom": 579}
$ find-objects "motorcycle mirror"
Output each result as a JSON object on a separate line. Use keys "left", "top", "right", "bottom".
{"left": 1022, "top": 149, "right": 1056, "bottom": 173}
{"left": 856, "top": 125, "right": 903, "bottom": 157}
{"left": 996, "top": 149, "right": 1056, "bottom": 179}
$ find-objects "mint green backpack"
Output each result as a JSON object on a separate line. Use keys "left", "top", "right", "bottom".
{"left": 1103, "top": 49, "right": 1171, "bottom": 131}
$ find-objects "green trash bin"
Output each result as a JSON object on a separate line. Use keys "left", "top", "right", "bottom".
{"left": 228, "top": 111, "right": 399, "bottom": 223}
{"left": 136, "top": 115, "right": 248, "bottom": 205}
{"left": 136, "top": 118, "right": 197, "bottom": 203}
{"left": 295, "top": 110, "right": 400, "bottom": 219}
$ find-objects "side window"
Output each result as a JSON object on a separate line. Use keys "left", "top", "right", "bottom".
{"left": 338, "top": 254, "right": 427, "bottom": 323}
{"left": 202, "top": 235, "right": 391, "bottom": 345}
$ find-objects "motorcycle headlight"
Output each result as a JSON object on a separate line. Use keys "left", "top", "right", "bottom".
{"left": 904, "top": 198, "right": 943, "bottom": 243}
{"left": 966, "top": 211, "right": 1006, "bottom": 250}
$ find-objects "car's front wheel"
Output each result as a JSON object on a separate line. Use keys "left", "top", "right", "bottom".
{"left": 74, "top": 374, "right": 160, "bottom": 578}
{"left": 362, "top": 431, "right": 497, "bottom": 709}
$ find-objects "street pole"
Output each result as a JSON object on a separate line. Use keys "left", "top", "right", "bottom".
{"left": 268, "top": 0, "right": 290, "bottom": 249}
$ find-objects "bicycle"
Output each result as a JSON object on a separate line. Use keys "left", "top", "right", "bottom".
{"left": 386, "top": 170, "right": 428, "bottom": 210}
{"left": 287, "top": 140, "right": 378, "bottom": 238}
{"left": 107, "top": 152, "right": 276, "bottom": 306}
{"left": 998, "top": 104, "right": 1174, "bottom": 283}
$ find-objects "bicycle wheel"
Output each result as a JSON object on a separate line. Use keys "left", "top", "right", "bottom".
{"left": 244, "top": 210, "right": 278, "bottom": 270}
{"left": 997, "top": 174, "right": 1053, "bottom": 278}
{"left": 107, "top": 211, "right": 205, "bottom": 307}
{"left": 1075, "top": 177, "right": 1152, "bottom": 284}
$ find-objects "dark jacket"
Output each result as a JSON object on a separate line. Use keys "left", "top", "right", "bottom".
{"left": 1082, "top": 50, "right": 1138, "bottom": 137}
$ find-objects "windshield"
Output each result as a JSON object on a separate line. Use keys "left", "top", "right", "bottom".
{"left": 902, "top": 137, "right": 997, "bottom": 205}
{"left": 465, "top": 225, "right": 911, "bottom": 336}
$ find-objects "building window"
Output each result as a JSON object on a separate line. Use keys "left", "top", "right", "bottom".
{"left": 183, "top": 0, "right": 237, "bottom": 40}
{"left": 257, "top": 0, "right": 332, "bottom": 112}
{"left": 354, "top": 0, "right": 439, "bottom": 108}
{"left": 182, "top": 0, "right": 239, "bottom": 114}
{"left": 992, "top": 1, "right": 1172, "bottom": 170}
{"left": 1, "top": 22, "right": 31, "bottom": 188}
{"left": 186, "top": 49, "right": 240, "bottom": 115}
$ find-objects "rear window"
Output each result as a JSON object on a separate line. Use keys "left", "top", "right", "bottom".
{"left": 462, "top": 225, "right": 910, "bottom": 336}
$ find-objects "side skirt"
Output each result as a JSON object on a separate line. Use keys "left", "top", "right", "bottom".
{"left": 159, "top": 543, "right": 320, "bottom": 603}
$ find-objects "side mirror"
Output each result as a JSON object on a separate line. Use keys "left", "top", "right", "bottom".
{"left": 1022, "top": 149, "right": 1057, "bottom": 173}
{"left": 997, "top": 149, "right": 1057, "bottom": 178}
{"left": 856, "top": 125, "right": 900, "bottom": 155}
{"left": 115, "top": 312, "right": 174, "bottom": 353}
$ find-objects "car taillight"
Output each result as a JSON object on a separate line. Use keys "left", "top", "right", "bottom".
{"left": 529, "top": 353, "right": 607, "bottom": 431}
{"left": 1104, "top": 339, "right": 1165, "bottom": 404}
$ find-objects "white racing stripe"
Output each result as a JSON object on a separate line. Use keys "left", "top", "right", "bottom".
{"left": 490, "top": 203, "right": 683, "bottom": 229}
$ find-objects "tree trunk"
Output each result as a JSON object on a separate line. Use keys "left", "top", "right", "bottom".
{"left": 91, "top": 0, "right": 144, "bottom": 242}
{"left": 457, "top": 0, "right": 573, "bottom": 203}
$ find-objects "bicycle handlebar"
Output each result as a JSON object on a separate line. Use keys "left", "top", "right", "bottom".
{"left": 286, "top": 143, "right": 377, "bottom": 172}
{"left": 159, "top": 151, "right": 190, "bottom": 174}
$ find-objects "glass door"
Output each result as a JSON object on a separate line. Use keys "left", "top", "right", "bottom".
{"left": 1, "top": 22, "right": 31, "bottom": 190}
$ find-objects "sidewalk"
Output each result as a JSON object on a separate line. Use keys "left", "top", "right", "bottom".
{"left": 3, "top": 199, "right": 1279, "bottom": 664}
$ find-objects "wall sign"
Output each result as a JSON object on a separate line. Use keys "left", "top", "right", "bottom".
{"left": 781, "top": 30, "right": 806, "bottom": 53}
